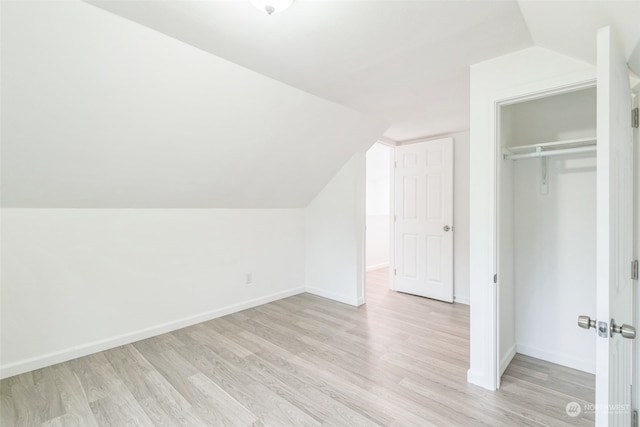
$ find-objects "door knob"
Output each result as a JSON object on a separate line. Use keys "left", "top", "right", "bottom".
{"left": 610, "top": 319, "right": 636, "bottom": 339}
{"left": 578, "top": 315, "right": 596, "bottom": 330}
{"left": 443, "top": 225, "right": 451, "bottom": 232}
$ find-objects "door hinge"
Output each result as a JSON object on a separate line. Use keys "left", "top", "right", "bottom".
{"left": 633, "top": 107, "right": 639, "bottom": 128}
{"left": 394, "top": 269, "right": 397, "bottom": 276}
{"left": 493, "top": 274, "right": 497, "bottom": 284}
{"left": 632, "top": 409, "right": 637, "bottom": 427}
{"left": 394, "top": 215, "right": 396, "bottom": 222}
{"left": 632, "top": 260, "right": 639, "bottom": 280}
{"left": 394, "top": 161, "right": 397, "bottom": 168}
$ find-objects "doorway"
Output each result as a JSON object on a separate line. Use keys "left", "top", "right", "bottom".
{"left": 495, "top": 85, "right": 599, "bottom": 390}
{"left": 365, "top": 137, "right": 469, "bottom": 304}
{"left": 365, "top": 142, "right": 393, "bottom": 296}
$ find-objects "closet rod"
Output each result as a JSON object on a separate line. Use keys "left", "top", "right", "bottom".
{"left": 505, "top": 145, "right": 596, "bottom": 161}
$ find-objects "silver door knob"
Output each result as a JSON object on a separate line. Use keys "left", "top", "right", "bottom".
{"left": 578, "top": 315, "right": 596, "bottom": 330}
{"left": 443, "top": 225, "right": 451, "bottom": 232}
{"left": 610, "top": 319, "right": 636, "bottom": 339}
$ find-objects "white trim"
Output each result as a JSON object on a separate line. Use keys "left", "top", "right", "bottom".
{"left": 0, "top": 286, "right": 305, "bottom": 379}
{"left": 633, "top": 91, "right": 640, "bottom": 414}
{"left": 466, "top": 369, "right": 487, "bottom": 386}
{"left": 496, "top": 79, "right": 596, "bottom": 107}
{"left": 389, "top": 148, "right": 396, "bottom": 291}
{"left": 492, "top": 80, "right": 598, "bottom": 387}
{"left": 516, "top": 344, "right": 595, "bottom": 374}
{"left": 397, "top": 133, "right": 467, "bottom": 146}
{"left": 469, "top": 76, "right": 597, "bottom": 391}
{"left": 377, "top": 136, "right": 398, "bottom": 147}
{"left": 366, "top": 263, "right": 389, "bottom": 272}
{"left": 453, "top": 295, "right": 470, "bottom": 305}
{"left": 499, "top": 343, "right": 517, "bottom": 376}
{"left": 305, "top": 287, "right": 363, "bottom": 307}
{"left": 356, "top": 153, "right": 367, "bottom": 310}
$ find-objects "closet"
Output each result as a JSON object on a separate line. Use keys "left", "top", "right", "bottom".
{"left": 497, "top": 85, "right": 598, "bottom": 377}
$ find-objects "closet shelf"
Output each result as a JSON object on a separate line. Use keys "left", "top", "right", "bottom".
{"left": 503, "top": 137, "right": 597, "bottom": 160}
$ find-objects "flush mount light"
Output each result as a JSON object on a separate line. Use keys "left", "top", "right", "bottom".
{"left": 251, "top": 0, "right": 293, "bottom": 15}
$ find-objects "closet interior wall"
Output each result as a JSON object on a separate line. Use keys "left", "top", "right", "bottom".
{"left": 498, "top": 87, "right": 598, "bottom": 375}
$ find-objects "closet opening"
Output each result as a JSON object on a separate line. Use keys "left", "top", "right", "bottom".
{"left": 496, "top": 84, "right": 598, "bottom": 394}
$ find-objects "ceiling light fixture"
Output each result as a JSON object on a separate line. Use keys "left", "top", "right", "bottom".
{"left": 251, "top": 0, "right": 293, "bottom": 15}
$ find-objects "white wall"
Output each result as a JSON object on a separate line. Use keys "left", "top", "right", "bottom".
{"left": 513, "top": 155, "right": 597, "bottom": 373}
{"left": 0, "top": 0, "right": 387, "bottom": 379}
{"left": 0, "top": 209, "right": 305, "bottom": 378}
{"left": 366, "top": 144, "right": 392, "bottom": 271}
{"left": 469, "top": 46, "right": 596, "bottom": 390}
{"left": 306, "top": 154, "right": 366, "bottom": 306}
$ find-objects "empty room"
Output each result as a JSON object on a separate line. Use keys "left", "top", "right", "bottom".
{"left": 1, "top": 0, "right": 639, "bottom": 426}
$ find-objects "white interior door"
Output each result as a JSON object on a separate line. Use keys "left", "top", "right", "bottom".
{"left": 393, "top": 138, "right": 453, "bottom": 302}
{"left": 595, "top": 26, "right": 635, "bottom": 427}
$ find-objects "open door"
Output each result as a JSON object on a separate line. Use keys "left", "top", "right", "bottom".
{"left": 594, "top": 26, "right": 636, "bottom": 426}
{"left": 393, "top": 137, "right": 454, "bottom": 302}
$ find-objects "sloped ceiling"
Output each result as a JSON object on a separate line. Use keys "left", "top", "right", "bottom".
{"left": 2, "top": 1, "right": 639, "bottom": 209}
{"left": 85, "top": 0, "right": 534, "bottom": 141}
{"left": 0, "top": 1, "right": 387, "bottom": 208}
{"left": 519, "top": 0, "right": 640, "bottom": 80}
{"left": 84, "top": 0, "right": 640, "bottom": 142}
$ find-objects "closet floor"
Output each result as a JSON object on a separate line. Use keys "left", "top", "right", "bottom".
{"left": 1, "top": 268, "right": 595, "bottom": 426}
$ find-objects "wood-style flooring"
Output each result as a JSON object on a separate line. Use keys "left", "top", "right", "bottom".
{"left": 1, "top": 268, "right": 595, "bottom": 426}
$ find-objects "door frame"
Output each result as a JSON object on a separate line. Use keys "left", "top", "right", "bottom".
{"left": 362, "top": 139, "right": 397, "bottom": 301}
{"left": 467, "top": 58, "right": 598, "bottom": 390}
{"left": 493, "top": 80, "right": 598, "bottom": 388}
{"left": 632, "top": 91, "right": 639, "bottom": 415}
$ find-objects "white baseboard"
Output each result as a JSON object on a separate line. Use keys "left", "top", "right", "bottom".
{"left": 499, "top": 343, "right": 517, "bottom": 375}
{"left": 516, "top": 343, "right": 595, "bottom": 374}
{"left": 305, "top": 287, "right": 363, "bottom": 307}
{"left": 467, "top": 368, "right": 495, "bottom": 391}
{"left": 453, "top": 295, "right": 470, "bottom": 305}
{"left": 366, "top": 263, "right": 389, "bottom": 272}
{"left": 0, "top": 287, "right": 305, "bottom": 379}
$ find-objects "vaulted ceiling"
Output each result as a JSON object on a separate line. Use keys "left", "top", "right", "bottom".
{"left": 2, "top": 0, "right": 639, "bottom": 209}
{"left": 87, "top": 0, "right": 640, "bottom": 142}
{"left": 1, "top": 1, "right": 386, "bottom": 208}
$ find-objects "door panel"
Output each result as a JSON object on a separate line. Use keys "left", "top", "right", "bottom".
{"left": 596, "top": 25, "right": 634, "bottom": 427}
{"left": 394, "top": 138, "right": 453, "bottom": 302}
{"left": 403, "top": 176, "right": 418, "bottom": 219}
{"left": 403, "top": 234, "right": 417, "bottom": 278}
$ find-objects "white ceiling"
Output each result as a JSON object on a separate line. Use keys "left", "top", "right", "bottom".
{"left": 87, "top": 0, "right": 640, "bottom": 142}
{"left": 1, "top": 1, "right": 386, "bottom": 208}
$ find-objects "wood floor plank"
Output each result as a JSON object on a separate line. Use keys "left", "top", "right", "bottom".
{"left": 0, "top": 267, "right": 596, "bottom": 426}
{"left": 89, "top": 395, "right": 155, "bottom": 427}
{"left": 40, "top": 413, "right": 93, "bottom": 427}
{"left": 137, "top": 397, "right": 186, "bottom": 427}
{"left": 32, "top": 368, "right": 65, "bottom": 421}
{"left": 49, "top": 365, "right": 99, "bottom": 427}
{"left": 186, "top": 373, "right": 259, "bottom": 426}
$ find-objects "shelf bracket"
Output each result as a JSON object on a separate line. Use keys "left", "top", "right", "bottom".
{"left": 539, "top": 147, "right": 548, "bottom": 195}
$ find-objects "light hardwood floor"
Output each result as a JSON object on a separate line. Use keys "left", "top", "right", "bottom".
{"left": 1, "top": 268, "right": 595, "bottom": 426}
